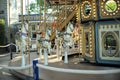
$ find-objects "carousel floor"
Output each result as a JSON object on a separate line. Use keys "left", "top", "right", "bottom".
{"left": 9, "top": 51, "right": 120, "bottom": 80}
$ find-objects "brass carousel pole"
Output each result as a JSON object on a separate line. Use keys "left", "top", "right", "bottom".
{"left": 43, "top": 0, "right": 48, "bottom": 65}
{"left": 8, "top": 0, "right": 10, "bottom": 43}
{"left": 38, "top": 0, "right": 42, "bottom": 59}
{"left": 77, "top": 1, "right": 82, "bottom": 62}
{"left": 65, "top": 0, "right": 67, "bottom": 31}
{"left": 21, "top": 0, "right": 23, "bottom": 31}
{"left": 21, "top": 0, "right": 27, "bottom": 67}
{"left": 8, "top": 0, "right": 14, "bottom": 60}
{"left": 64, "top": 0, "right": 68, "bottom": 64}
{"left": 21, "top": 0, "right": 23, "bottom": 60}
{"left": 27, "top": 0, "right": 31, "bottom": 75}
{"left": 55, "top": 1, "right": 59, "bottom": 60}
{"left": 56, "top": 1, "right": 59, "bottom": 31}
{"left": 44, "top": 0, "right": 46, "bottom": 32}
{"left": 39, "top": 0, "right": 42, "bottom": 29}
{"left": 78, "top": 1, "right": 84, "bottom": 62}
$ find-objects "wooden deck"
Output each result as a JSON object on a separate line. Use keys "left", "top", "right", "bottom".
{"left": 9, "top": 51, "right": 120, "bottom": 80}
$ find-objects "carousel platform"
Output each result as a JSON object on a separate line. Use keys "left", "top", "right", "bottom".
{"left": 9, "top": 51, "right": 120, "bottom": 80}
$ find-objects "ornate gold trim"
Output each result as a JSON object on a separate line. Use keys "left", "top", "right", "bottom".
{"left": 81, "top": 1, "right": 92, "bottom": 19}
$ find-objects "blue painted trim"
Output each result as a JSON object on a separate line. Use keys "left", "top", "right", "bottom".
{"left": 95, "top": 20, "right": 120, "bottom": 65}
{"left": 96, "top": 0, "right": 100, "bottom": 21}
{"left": 33, "top": 59, "right": 39, "bottom": 80}
{"left": 95, "top": 22, "right": 99, "bottom": 63}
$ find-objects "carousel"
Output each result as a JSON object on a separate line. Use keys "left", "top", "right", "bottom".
{"left": 6, "top": 0, "right": 120, "bottom": 80}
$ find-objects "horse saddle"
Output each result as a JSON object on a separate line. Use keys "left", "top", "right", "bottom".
{"left": 21, "top": 32, "right": 28, "bottom": 37}
{"left": 41, "top": 32, "right": 45, "bottom": 38}
{"left": 43, "top": 39, "right": 50, "bottom": 42}
{"left": 36, "top": 32, "right": 42, "bottom": 35}
{"left": 64, "top": 32, "right": 71, "bottom": 36}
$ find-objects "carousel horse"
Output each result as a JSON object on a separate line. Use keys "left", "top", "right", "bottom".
{"left": 43, "top": 28, "right": 52, "bottom": 53}
{"left": 21, "top": 21, "right": 30, "bottom": 51}
{"left": 15, "top": 21, "right": 31, "bottom": 66}
{"left": 38, "top": 28, "right": 52, "bottom": 56}
{"left": 54, "top": 29, "right": 63, "bottom": 59}
{"left": 36, "top": 24, "right": 41, "bottom": 54}
{"left": 54, "top": 29, "right": 62, "bottom": 49}
{"left": 62, "top": 21, "right": 74, "bottom": 63}
{"left": 63, "top": 21, "right": 74, "bottom": 48}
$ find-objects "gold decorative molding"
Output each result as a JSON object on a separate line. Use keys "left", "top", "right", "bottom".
{"left": 80, "top": 0, "right": 97, "bottom": 22}
{"left": 83, "top": 22, "right": 95, "bottom": 60}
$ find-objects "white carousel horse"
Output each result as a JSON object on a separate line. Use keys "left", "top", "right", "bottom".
{"left": 54, "top": 29, "right": 63, "bottom": 59}
{"left": 54, "top": 29, "right": 60, "bottom": 49}
{"left": 63, "top": 21, "right": 74, "bottom": 48}
{"left": 63, "top": 21, "right": 74, "bottom": 63}
{"left": 20, "top": 21, "right": 28, "bottom": 50}
{"left": 36, "top": 24, "right": 41, "bottom": 54}
{"left": 41, "top": 28, "right": 52, "bottom": 53}
{"left": 38, "top": 28, "right": 52, "bottom": 65}
{"left": 21, "top": 21, "right": 31, "bottom": 66}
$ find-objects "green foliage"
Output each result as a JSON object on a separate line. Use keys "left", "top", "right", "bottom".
{"left": 36, "top": 0, "right": 44, "bottom": 7}
{"left": 28, "top": 3, "right": 39, "bottom": 14}
{"left": 0, "top": 19, "right": 5, "bottom": 45}
{"left": 0, "top": 19, "right": 5, "bottom": 25}
{"left": 27, "top": 0, "right": 51, "bottom": 14}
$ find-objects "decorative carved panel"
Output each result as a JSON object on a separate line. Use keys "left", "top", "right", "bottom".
{"left": 83, "top": 22, "right": 95, "bottom": 62}
{"left": 95, "top": 21, "right": 120, "bottom": 65}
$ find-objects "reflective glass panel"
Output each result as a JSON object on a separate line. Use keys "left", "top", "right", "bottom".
{"left": 103, "top": 32, "right": 117, "bottom": 56}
